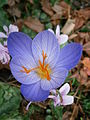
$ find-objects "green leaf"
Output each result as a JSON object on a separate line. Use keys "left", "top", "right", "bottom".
{"left": 0, "top": 0, "right": 8, "bottom": 8}
{"left": 0, "top": 82, "right": 22, "bottom": 115}
{"left": 0, "top": 8, "right": 10, "bottom": 28}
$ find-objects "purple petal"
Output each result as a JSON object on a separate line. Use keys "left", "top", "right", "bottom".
{"left": 0, "top": 32, "right": 7, "bottom": 38}
{"left": 7, "top": 32, "right": 32, "bottom": 57}
{"left": 32, "top": 30, "right": 60, "bottom": 67}
{"left": 61, "top": 95, "right": 74, "bottom": 105}
{"left": 48, "top": 29, "right": 54, "bottom": 34}
{"left": 21, "top": 82, "right": 49, "bottom": 102}
{"left": 41, "top": 67, "right": 68, "bottom": 91}
{"left": 57, "top": 43, "right": 82, "bottom": 70}
{"left": 59, "top": 83, "right": 70, "bottom": 95}
{"left": 10, "top": 55, "right": 40, "bottom": 84}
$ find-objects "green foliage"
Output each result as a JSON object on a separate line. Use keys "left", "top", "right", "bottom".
{"left": 0, "top": 82, "right": 22, "bottom": 117}
{"left": 22, "top": 25, "right": 37, "bottom": 39}
{"left": 82, "top": 98, "right": 90, "bottom": 114}
{"left": 45, "top": 115, "right": 53, "bottom": 120}
{"left": 40, "top": 13, "right": 50, "bottom": 23}
{"left": 0, "top": 8, "right": 10, "bottom": 29}
{"left": 48, "top": 101, "right": 63, "bottom": 120}
{"left": 45, "top": 23, "right": 53, "bottom": 30}
{"left": 0, "top": 0, "right": 8, "bottom": 8}
{"left": 32, "top": 9, "right": 41, "bottom": 18}
{"left": 50, "top": 0, "right": 59, "bottom": 6}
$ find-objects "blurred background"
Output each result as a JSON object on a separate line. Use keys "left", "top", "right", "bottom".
{"left": 0, "top": 0, "right": 90, "bottom": 120}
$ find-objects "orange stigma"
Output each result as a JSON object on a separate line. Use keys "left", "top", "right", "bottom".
{"left": 20, "top": 50, "right": 51, "bottom": 81}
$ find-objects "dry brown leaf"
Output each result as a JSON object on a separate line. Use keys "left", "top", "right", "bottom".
{"left": 16, "top": 19, "right": 23, "bottom": 31}
{"left": 0, "top": 62, "right": 10, "bottom": 70}
{"left": 80, "top": 69, "right": 88, "bottom": 84}
{"left": 75, "top": 17, "right": 85, "bottom": 30}
{"left": 83, "top": 42, "right": 90, "bottom": 57}
{"left": 52, "top": 4, "right": 63, "bottom": 13}
{"left": 41, "top": 0, "right": 54, "bottom": 16}
{"left": 82, "top": 57, "right": 90, "bottom": 76}
{"left": 27, "top": 0, "right": 34, "bottom": 4}
{"left": 59, "top": 1, "right": 69, "bottom": 9}
{"left": 61, "top": 18, "right": 75, "bottom": 35}
{"left": 7, "top": 7, "right": 21, "bottom": 18}
{"left": 85, "top": 81, "right": 90, "bottom": 88}
{"left": 70, "top": 104, "right": 79, "bottom": 120}
{"left": 24, "top": 17, "right": 44, "bottom": 32}
{"left": 82, "top": 57, "right": 90, "bottom": 70}
{"left": 62, "top": 111, "right": 72, "bottom": 120}
{"left": 74, "top": 8, "right": 90, "bottom": 30}
{"left": 69, "top": 33, "right": 78, "bottom": 40}
{"left": 8, "top": 0, "right": 15, "bottom": 7}
{"left": 51, "top": 13, "right": 61, "bottom": 21}
{"left": 51, "top": 19, "right": 60, "bottom": 26}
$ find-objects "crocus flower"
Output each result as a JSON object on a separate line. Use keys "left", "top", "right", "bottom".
{"left": 48, "top": 83, "right": 74, "bottom": 106}
{"left": 0, "top": 43, "right": 10, "bottom": 64}
{"left": 48, "top": 25, "right": 68, "bottom": 45}
{"left": 7, "top": 31, "right": 82, "bottom": 102}
{"left": 0, "top": 24, "right": 19, "bottom": 39}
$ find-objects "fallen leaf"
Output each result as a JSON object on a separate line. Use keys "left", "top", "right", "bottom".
{"left": 41, "top": 0, "right": 54, "bottom": 16}
{"left": 83, "top": 42, "right": 90, "bottom": 57}
{"left": 62, "top": 111, "right": 72, "bottom": 120}
{"left": 0, "top": 62, "right": 10, "bottom": 70}
{"left": 8, "top": 0, "right": 15, "bottom": 7}
{"left": 51, "top": 19, "right": 60, "bottom": 26}
{"left": 52, "top": 4, "right": 64, "bottom": 13}
{"left": 75, "top": 17, "right": 85, "bottom": 30}
{"left": 24, "top": 17, "right": 44, "bottom": 32}
{"left": 74, "top": 8, "right": 90, "bottom": 30}
{"left": 7, "top": 7, "right": 21, "bottom": 18}
{"left": 70, "top": 104, "right": 79, "bottom": 120}
{"left": 82, "top": 57, "right": 90, "bottom": 71}
{"left": 69, "top": 33, "right": 78, "bottom": 40}
{"left": 80, "top": 69, "right": 88, "bottom": 84}
{"left": 61, "top": 18, "right": 75, "bottom": 35}
{"left": 51, "top": 13, "right": 62, "bottom": 21}
{"left": 82, "top": 57, "right": 90, "bottom": 76}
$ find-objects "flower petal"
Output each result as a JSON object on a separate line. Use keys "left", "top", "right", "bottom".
{"left": 48, "top": 29, "right": 54, "bottom": 34}
{"left": 58, "top": 34, "right": 68, "bottom": 45}
{"left": 9, "top": 24, "right": 19, "bottom": 33}
{"left": 50, "top": 89, "right": 56, "bottom": 95}
{"left": 61, "top": 95, "right": 74, "bottom": 105}
{"left": 57, "top": 43, "right": 82, "bottom": 70}
{"left": 10, "top": 55, "right": 40, "bottom": 84}
{"left": 0, "top": 32, "right": 7, "bottom": 38}
{"left": 59, "top": 83, "right": 70, "bottom": 95}
{"left": 56, "top": 25, "right": 60, "bottom": 36}
{"left": 32, "top": 30, "right": 60, "bottom": 67}
{"left": 3, "top": 25, "right": 8, "bottom": 33}
{"left": 7, "top": 32, "right": 32, "bottom": 57}
{"left": 21, "top": 82, "right": 49, "bottom": 102}
{"left": 41, "top": 67, "right": 68, "bottom": 91}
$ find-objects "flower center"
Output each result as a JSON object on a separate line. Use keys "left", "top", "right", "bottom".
{"left": 20, "top": 50, "right": 51, "bottom": 81}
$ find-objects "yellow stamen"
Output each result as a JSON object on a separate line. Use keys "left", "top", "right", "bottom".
{"left": 20, "top": 50, "right": 51, "bottom": 81}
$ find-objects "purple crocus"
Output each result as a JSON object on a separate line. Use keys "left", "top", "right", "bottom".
{"left": 0, "top": 43, "right": 10, "bottom": 64}
{"left": 0, "top": 24, "right": 19, "bottom": 46}
{"left": 48, "top": 83, "right": 74, "bottom": 106}
{"left": 7, "top": 30, "right": 82, "bottom": 102}
{"left": 0, "top": 24, "right": 19, "bottom": 39}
